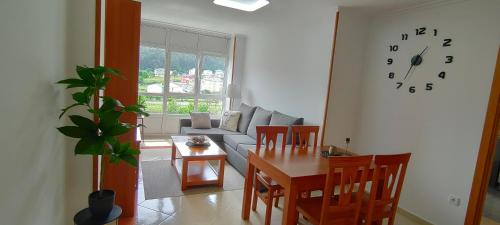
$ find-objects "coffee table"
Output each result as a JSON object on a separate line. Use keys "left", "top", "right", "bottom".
{"left": 170, "top": 135, "right": 227, "bottom": 191}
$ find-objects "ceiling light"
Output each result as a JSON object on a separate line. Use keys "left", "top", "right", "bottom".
{"left": 213, "top": 0, "right": 270, "bottom": 12}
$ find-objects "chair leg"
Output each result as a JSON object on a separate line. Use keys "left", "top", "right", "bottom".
{"left": 274, "top": 196, "right": 279, "bottom": 208}
{"left": 252, "top": 190, "right": 258, "bottom": 211}
{"left": 264, "top": 189, "right": 274, "bottom": 225}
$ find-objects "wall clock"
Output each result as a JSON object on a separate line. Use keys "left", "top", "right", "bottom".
{"left": 386, "top": 27, "right": 454, "bottom": 93}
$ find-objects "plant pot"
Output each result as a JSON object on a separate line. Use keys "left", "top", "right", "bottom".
{"left": 88, "top": 189, "right": 115, "bottom": 219}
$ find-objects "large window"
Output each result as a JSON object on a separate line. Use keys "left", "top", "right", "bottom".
{"left": 139, "top": 24, "right": 230, "bottom": 116}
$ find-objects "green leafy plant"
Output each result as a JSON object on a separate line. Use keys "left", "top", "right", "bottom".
{"left": 57, "top": 66, "right": 149, "bottom": 191}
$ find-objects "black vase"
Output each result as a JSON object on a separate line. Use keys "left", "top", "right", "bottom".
{"left": 88, "top": 189, "right": 115, "bottom": 219}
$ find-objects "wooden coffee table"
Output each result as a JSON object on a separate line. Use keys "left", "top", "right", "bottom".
{"left": 170, "top": 136, "right": 227, "bottom": 191}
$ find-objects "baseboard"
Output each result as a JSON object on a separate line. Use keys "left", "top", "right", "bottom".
{"left": 397, "top": 207, "right": 434, "bottom": 225}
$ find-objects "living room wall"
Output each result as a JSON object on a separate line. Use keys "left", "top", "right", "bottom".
{"left": 0, "top": 0, "right": 94, "bottom": 224}
{"left": 141, "top": 0, "right": 338, "bottom": 135}
{"left": 325, "top": 0, "right": 500, "bottom": 224}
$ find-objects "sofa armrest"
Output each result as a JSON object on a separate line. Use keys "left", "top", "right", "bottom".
{"left": 178, "top": 118, "right": 221, "bottom": 133}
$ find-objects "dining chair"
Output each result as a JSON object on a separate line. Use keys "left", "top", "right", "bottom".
{"left": 359, "top": 153, "right": 411, "bottom": 225}
{"left": 252, "top": 125, "right": 288, "bottom": 225}
{"left": 296, "top": 155, "right": 373, "bottom": 225}
{"left": 291, "top": 125, "right": 319, "bottom": 150}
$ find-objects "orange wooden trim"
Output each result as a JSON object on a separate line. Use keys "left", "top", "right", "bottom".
{"left": 465, "top": 47, "right": 500, "bottom": 225}
{"left": 230, "top": 37, "right": 237, "bottom": 110}
{"left": 320, "top": 11, "right": 340, "bottom": 147}
{"left": 92, "top": 0, "right": 101, "bottom": 192}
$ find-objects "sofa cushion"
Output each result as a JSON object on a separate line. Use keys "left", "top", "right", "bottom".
{"left": 237, "top": 103, "right": 257, "bottom": 134}
{"left": 180, "top": 127, "right": 240, "bottom": 142}
{"left": 223, "top": 135, "right": 256, "bottom": 150}
{"left": 246, "top": 107, "right": 272, "bottom": 140}
{"left": 269, "top": 110, "right": 304, "bottom": 144}
{"left": 236, "top": 144, "right": 258, "bottom": 158}
{"left": 190, "top": 112, "right": 211, "bottom": 129}
{"left": 220, "top": 111, "right": 241, "bottom": 132}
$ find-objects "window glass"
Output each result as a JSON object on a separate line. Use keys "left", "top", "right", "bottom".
{"left": 138, "top": 95, "right": 163, "bottom": 113}
{"left": 139, "top": 46, "right": 165, "bottom": 94}
{"left": 200, "top": 55, "right": 226, "bottom": 95}
{"left": 169, "top": 52, "right": 197, "bottom": 94}
{"left": 197, "top": 98, "right": 223, "bottom": 115}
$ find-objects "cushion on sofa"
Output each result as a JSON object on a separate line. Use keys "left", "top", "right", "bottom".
{"left": 246, "top": 107, "right": 272, "bottom": 140}
{"left": 237, "top": 103, "right": 257, "bottom": 134}
{"left": 223, "top": 135, "right": 256, "bottom": 150}
{"left": 236, "top": 144, "right": 258, "bottom": 158}
{"left": 180, "top": 127, "right": 240, "bottom": 142}
{"left": 220, "top": 111, "right": 241, "bottom": 132}
{"left": 190, "top": 112, "right": 211, "bottom": 129}
{"left": 269, "top": 110, "right": 304, "bottom": 144}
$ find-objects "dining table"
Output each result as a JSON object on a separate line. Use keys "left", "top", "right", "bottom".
{"left": 241, "top": 146, "right": 375, "bottom": 225}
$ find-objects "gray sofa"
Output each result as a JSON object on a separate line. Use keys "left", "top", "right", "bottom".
{"left": 179, "top": 103, "right": 303, "bottom": 175}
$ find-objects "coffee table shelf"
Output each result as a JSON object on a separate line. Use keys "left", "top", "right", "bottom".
{"left": 173, "top": 160, "right": 220, "bottom": 186}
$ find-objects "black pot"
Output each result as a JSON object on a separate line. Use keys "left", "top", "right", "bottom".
{"left": 88, "top": 190, "right": 115, "bottom": 219}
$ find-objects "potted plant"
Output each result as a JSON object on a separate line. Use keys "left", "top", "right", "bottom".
{"left": 56, "top": 66, "right": 149, "bottom": 218}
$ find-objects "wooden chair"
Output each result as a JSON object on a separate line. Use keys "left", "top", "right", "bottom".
{"left": 296, "top": 155, "right": 373, "bottom": 225}
{"left": 359, "top": 153, "right": 411, "bottom": 225}
{"left": 291, "top": 125, "right": 319, "bottom": 150}
{"left": 251, "top": 125, "right": 288, "bottom": 225}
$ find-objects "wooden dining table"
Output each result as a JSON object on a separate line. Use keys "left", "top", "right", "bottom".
{"left": 241, "top": 146, "right": 374, "bottom": 225}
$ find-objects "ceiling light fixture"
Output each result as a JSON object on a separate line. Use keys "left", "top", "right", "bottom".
{"left": 213, "top": 0, "right": 270, "bottom": 12}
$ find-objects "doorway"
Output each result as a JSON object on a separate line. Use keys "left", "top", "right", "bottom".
{"left": 467, "top": 47, "right": 500, "bottom": 225}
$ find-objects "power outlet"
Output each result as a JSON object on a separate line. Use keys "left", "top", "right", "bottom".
{"left": 448, "top": 194, "right": 461, "bottom": 207}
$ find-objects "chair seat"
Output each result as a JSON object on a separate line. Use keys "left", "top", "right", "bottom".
{"left": 297, "top": 197, "right": 357, "bottom": 225}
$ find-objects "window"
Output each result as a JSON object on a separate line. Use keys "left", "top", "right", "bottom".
{"left": 138, "top": 46, "right": 165, "bottom": 113}
{"left": 140, "top": 24, "right": 230, "bottom": 116}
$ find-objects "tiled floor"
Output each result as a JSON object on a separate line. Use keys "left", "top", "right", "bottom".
{"left": 137, "top": 146, "right": 424, "bottom": 225}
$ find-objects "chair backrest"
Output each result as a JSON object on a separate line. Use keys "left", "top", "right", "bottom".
{"left": 365, "top": 153, "right": 411, "bottom": 224}
{"left": 291, "top": 125, "right": 319, "bottom": 150}
{"left": 320, "top": 155, "right": 373, "bottom": 225}
{"left": 256, "top": 126, "right": 288, "bottom": 152}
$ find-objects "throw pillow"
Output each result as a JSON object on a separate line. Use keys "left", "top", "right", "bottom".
{"left": 220, "top": 111, "right": 241, "bottom": 132}
{"left": 190, "top": 112, "right": 211, "bottom": 129}
{"left": 237, "top": 103, "right": 257, "bottom": 134}
{"left": 246, "top": 107, "right": 272, "bottom": 140}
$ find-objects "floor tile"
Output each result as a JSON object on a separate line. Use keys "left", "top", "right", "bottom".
{"left": 136, "top": 205, "right": 170, "bottom": 225}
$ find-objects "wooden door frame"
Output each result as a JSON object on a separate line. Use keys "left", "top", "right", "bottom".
{"left": 320, "top": 11, "right": 340, "bottom": 147}
{"left": 465, "top": 47, "right": 500, "bottom": 225}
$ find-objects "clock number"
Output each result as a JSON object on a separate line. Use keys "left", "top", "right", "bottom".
{"left": 387, "top": 58, "right": 393, "bottom": 65}
{"left": 402, "top": 33, "right": 408, "bottom": 40}
{"left": 443, "top": 39, "right": 452, "bottom": 47}
{"left": 426, "top": 83, "right": 433, "bottom": 91}
{"left": 438, "top": 71, "right": 446, "bottom": 79}
{"left": 433, "top": 29, "right": 438, "bottom": 36}
{"left": 396, "top": 82, "right": 403, "bottom": 89}
{"left": 445, "top": 56, "right": 454, "bottom": 64}
{"left": 388, "top": 72, "right": 395, "bottom": 79}
{"left": 416, "top": 27, "right": 426, "bottom": 35}
{"left": 409, "top": 86, "right": 416, "bottom": 93}
{"left": 390, "top": 45, "right": 399, "bottom": 52}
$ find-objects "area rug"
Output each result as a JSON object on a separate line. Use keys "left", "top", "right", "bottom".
{"left": 141, "top": 159, "right": 244, "bottom": 200}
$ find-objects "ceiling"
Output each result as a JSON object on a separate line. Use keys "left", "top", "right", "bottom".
{"left": 139, "top": 0, "right": 442, "bottom": 33}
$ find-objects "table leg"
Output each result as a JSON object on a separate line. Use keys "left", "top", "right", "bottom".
{"left": 242, "top": 158, "right": 255, "bottom": 220}
{"left": 181, "top": 158, "right": 188, "bottom": 191}
{"left": 282, "top": 180, "right": 298, "bottom": 225}
{"left": 171, "top": 144, "right": 176, "bottom": 166}
{"left": 218, "top": 158, "right": 225, "bottom": 187}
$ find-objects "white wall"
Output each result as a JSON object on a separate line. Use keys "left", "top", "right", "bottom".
{"left": 323, "top": 8, "right": 369, "bottom": 147}
{"left": 237, "top": 1, "right": 337, "bottom": 126}
{"left": 326, "top": 0, "right": 500, "bottom": 224}
{"left": 0, "top": 0, "right": 94, "bottom": 224}
{"left": 141, "top": 0, "right": 337, "bottom": 135}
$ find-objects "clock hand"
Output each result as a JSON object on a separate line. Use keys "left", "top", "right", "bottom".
{"left": 404, "top": 46, "right": 429, "bottom": 81}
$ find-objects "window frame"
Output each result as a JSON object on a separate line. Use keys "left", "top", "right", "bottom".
{"left": 138, "top": 44, "right": 167, "bottom": 114}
